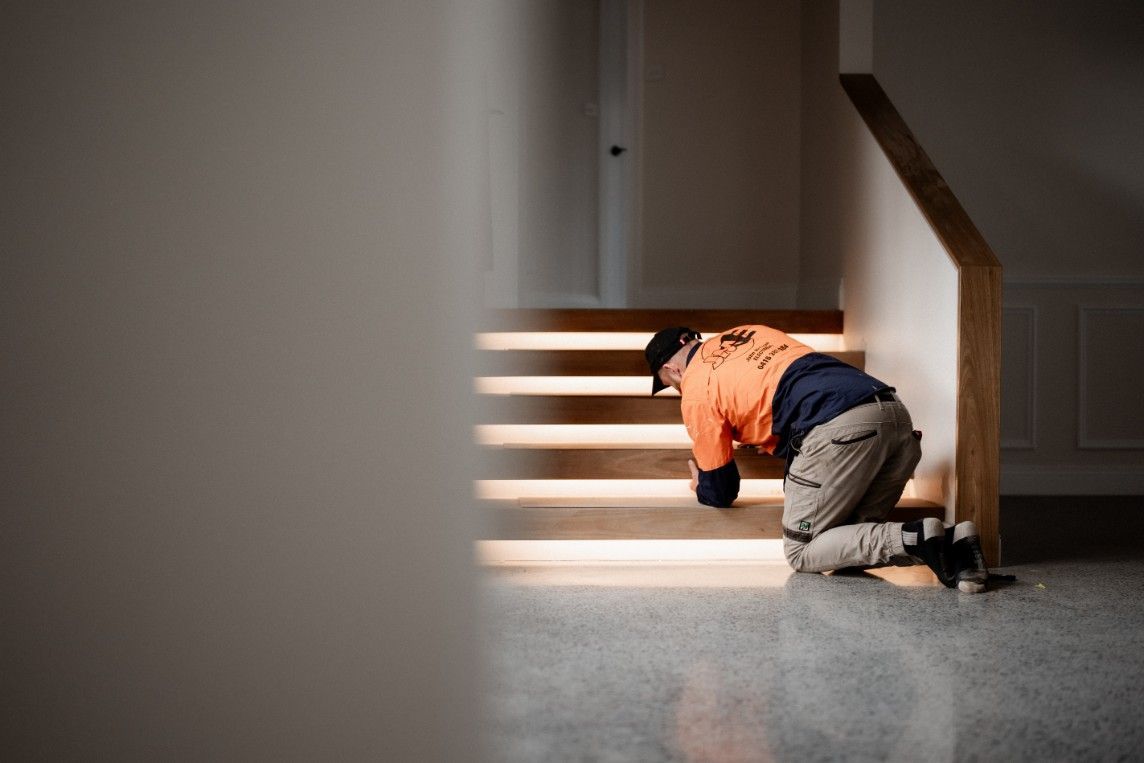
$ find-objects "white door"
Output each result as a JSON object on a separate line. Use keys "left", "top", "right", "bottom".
{"left": 481, "top": 0, "right": 636, "bottom": 308}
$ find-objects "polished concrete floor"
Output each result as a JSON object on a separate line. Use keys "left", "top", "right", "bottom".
{"left": 481, "top": 497, "right": 1144, "bottom": 762}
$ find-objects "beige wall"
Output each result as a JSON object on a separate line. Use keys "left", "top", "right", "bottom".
{"left": 1, "top": 1, "right": 483, "bottom": 758}
{"left": 874, "top": 0, "right": 1144, "bottom": 281}
{"left": 637, "top": 0, "right": 803, "bottom": 308}
{"left": 485, "top": 0, "right": 809, "bottom": 309}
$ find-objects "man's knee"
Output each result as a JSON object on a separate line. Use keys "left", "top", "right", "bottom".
{"left": 784, "top": 541, "right": 814, "bottom": 572}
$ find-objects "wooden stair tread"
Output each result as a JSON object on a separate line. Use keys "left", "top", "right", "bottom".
{"left": 481, "top": 498, "right": 943, "bottom": 540}
{"left": 482, "top": 309, "right": 843, "bottom": 333}
{"left": 479, "top": 349, "right": 863, "bottom": 376}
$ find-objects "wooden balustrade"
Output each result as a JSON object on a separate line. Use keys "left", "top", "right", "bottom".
{"left": 841, "top": 74, "right": 1003, "bottom": 566}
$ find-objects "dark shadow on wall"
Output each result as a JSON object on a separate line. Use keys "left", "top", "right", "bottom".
{"left": 1000, "top": 495, "right": 1144, "bottom": 565}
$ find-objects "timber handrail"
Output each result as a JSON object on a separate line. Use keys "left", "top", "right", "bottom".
{"left": 840, "top": 73, "right": 1002, "bottom": 566}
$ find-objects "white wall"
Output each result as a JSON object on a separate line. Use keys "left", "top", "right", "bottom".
{"left": 637, "top": 0, "right": 803, "bottom": 308}
{"left": 799, "top": 0, "right": 959, "bottom": 513}
{"left": 1, "top": 1, "right": 483, "bottom": 758}
{"left": 872, "top": 0, "right": 1144, "bottom": 493}
{"left": 836, "top": 137, "right": 961, "bottom": 513}
{"left": 840, "top": 131, "right": 959, "bottom": 512}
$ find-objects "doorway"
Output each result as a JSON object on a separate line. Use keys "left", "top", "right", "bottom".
{"left": 481, "top": 0, "right": 638, "bottom": 309}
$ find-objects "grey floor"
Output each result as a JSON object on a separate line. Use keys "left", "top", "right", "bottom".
{"left": 481, "top": 497, "right": 1144, "bottom": 762}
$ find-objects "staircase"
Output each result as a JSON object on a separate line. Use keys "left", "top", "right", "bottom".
{"left": 476, "top": 309, "right": 943, "bottom": 544}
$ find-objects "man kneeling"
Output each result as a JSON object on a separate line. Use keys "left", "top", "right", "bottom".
{"left": 645, "top": 324, "right": 989, "bottom": 593}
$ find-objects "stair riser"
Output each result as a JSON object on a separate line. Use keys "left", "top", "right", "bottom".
{"left": 479, "top": 396, "right": 681, "bottom": 425}
{"left": 478, "top": 349, "right": 864, "bottom": 376}
{"left": 482, "top": 448, "right": 784, "bottom": 480}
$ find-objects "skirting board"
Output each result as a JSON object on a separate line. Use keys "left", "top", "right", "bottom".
{"left": 1001, "top": 466, "right": 1144, "bottom": 495}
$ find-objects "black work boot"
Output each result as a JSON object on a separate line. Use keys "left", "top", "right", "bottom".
{"left": 947, "top": 521, "right": 989, "bottom": 593}
{"left": 902, "top": 517, "right": 955, "bottom": 588}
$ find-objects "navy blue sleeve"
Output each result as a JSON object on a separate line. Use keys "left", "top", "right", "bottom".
{"left": 695, "top": 459, "right": 740, "bottom": 508}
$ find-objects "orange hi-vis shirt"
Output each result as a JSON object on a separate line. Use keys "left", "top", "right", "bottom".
{"left": 680, "top": 325, "right": 814, "bottom": 471}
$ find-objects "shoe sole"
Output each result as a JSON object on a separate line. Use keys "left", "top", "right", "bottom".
{"left": 958, "top": 578, "right": 986, "bottom": 594}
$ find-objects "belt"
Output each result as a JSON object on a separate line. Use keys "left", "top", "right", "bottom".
{"left": 866, "top": 389, "right": 899, "bottom": 404}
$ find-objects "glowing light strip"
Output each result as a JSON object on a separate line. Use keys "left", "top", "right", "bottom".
{"left": 476, "top": 478, "right": 917, "bottom": 500}
{"left": 477, "top": 540, "right": 787, "bottom": 564}
{"left": 476, "top": 424, "right": 690, "bottom": 448}
{"left": 476, "top": 479, "right": 788, "bottom": 499}
{"left": 476, "top": 332, "right": 844, "bottom": 351}
{"left": 476, "top": 332, "right": 664, "bottom": 350}
{"left": 475, "top": 376, "right": 677, "bottom": 396}
{"left": 476, "top": 546, "right": 942, "bottom": 585}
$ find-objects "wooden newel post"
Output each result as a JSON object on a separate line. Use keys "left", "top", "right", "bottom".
{"left": 956, "top": 264, "right": 1003, "bottom": 567}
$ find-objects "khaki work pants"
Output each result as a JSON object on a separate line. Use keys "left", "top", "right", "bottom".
{"left": 781, "top": 400, "right": 922, "bottom": 573}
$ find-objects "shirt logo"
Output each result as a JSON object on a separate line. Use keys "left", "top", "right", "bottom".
{"left": 702, "top": 329, "right": 755, "bottom": 370}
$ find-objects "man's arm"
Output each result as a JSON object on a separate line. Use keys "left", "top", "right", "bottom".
{"left": 690, "top": 458, "right": 740, "bottom": 508}
{"left": 682, "top": 401, "right": 740, "bottom": 508}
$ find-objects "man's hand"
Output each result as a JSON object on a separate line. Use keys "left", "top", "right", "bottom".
{"left": 688, "top": 459, "right": 699, "bottom": 493}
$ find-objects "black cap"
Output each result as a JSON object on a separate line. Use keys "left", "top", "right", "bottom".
{"left": 645, "top": 327, "right": 701, "bottom": 395}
